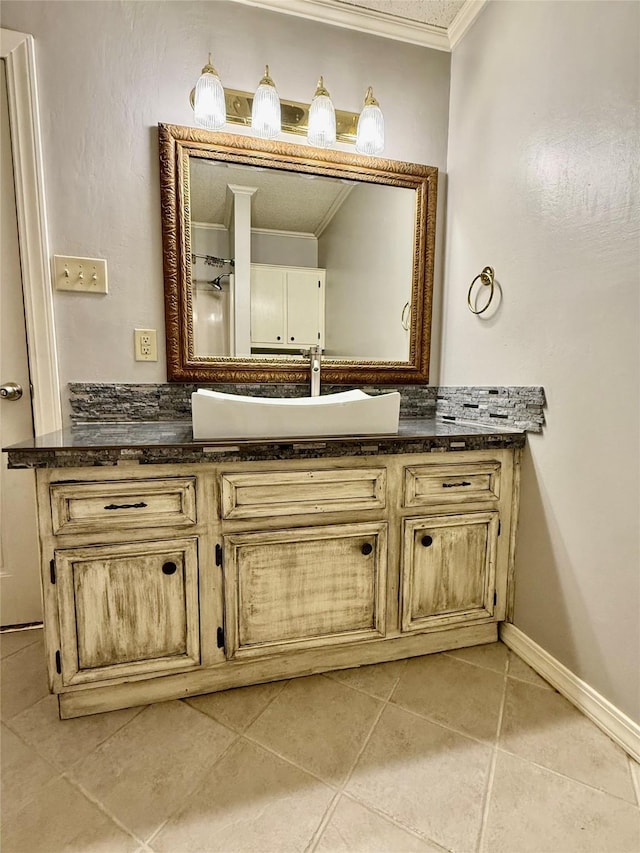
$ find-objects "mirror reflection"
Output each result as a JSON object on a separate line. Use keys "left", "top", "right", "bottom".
{"left": 189, "top": 158, "right": 416, "bottom": 362}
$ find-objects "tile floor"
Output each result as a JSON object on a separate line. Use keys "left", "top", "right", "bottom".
{"left": 1, "top": 629, "right": 639, "bottom": 853}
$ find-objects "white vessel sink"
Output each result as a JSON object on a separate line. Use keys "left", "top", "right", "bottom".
{"left": 191, "top": 389, "right": 401, "bottom": 440}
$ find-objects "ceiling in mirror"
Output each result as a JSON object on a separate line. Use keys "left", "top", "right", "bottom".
{"left": 159, "top": 124, "right": 437, "bottom": 385}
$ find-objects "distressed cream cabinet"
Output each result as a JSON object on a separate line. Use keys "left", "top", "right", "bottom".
{"left": 35, "top": 448, "right": 520, "bottom": 718}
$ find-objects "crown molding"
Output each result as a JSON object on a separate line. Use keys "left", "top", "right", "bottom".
{"left": 449, "top": 0, "right": 487, "bottom": 48}
{"left": 229, "top": 0, "right": 451, "bottom": 51}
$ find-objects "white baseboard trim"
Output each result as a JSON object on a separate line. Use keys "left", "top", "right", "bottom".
{"left": 500, "top": 623, "right": 640, "bottom": 763}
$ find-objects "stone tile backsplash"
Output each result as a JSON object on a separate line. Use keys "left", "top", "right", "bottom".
{"left": 68, "top": 383, "right": 545, "bottom": 432}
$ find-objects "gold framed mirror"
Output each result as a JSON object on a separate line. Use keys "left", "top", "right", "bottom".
{"left": 159, "top": 123, "right": 437, "bottom": 384}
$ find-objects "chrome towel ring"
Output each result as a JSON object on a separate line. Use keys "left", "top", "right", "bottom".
{"left": 467, "top": 266, "right": 495, "bottom": 315}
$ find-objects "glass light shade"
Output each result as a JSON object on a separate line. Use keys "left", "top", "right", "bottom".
{"left": 356, "top": 87, "right": 384, "bottom": 155}
{"left": 251, "top": 66, "right": 281, "bottom": 139}
{"left": 307, "top": 77, "right": 336, "bottom": 148}
{"left": 194, "top": 56, "right": 226, "bottom": 131}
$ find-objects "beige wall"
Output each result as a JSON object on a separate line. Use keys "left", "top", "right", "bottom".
{"left": 320, "top": 183, "right": 414, "bottom": 359}
{"left": 0, "top": 0, "right": 450, "bottom": 392}
{"left": 443, "top": 1, "right": 639, "bottom": 720}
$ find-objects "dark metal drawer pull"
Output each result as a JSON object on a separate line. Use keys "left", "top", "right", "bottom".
{"left": 442, "top": 481, "right": 471, "bottom": 488}
{"left": 103, "top": 501, "right": 148, "bottom": 510}
{"left": 162, "top": 561, "right": 177, "bottom": 575}
{"left": 422, "top": 535, "right": 433, "bottom": 547}
{"left": 361, "top": 542, "right": 373, "bottom": 556}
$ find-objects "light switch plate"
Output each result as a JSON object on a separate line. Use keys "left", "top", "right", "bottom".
{"left": 134, "top": 329, "right": 158, "bottom": 361}
{"left": 53, "top": 255, "right": 108, "bottom": 293}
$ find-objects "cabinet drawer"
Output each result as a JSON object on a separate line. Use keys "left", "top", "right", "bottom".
{"left": 220, "top": 467, "right": 386, "bottom": 519}
{"left": 54, "top": 538, "right": 200, "bottom": 686}
{"left": 403, "top": 462, "right": 501, "bottom": 507}
{"left": 50, "top": 478, "right": 197, "bottom": 535}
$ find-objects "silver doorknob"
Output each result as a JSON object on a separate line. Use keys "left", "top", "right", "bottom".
{"left": 0, "top": 382, "right": 23, "bottom": 401}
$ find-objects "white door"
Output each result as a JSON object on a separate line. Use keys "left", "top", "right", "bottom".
{"left": 0, "top": 58, "right": 42, "bottom": 626}
{"left": 250, "top": 266, "right": 286, "bottom": 345}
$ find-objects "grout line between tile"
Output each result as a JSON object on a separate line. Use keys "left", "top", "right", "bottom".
{"left": 387, "top": 695, "right": 495, "bottom": 748}
{"left": 304, "top": 790, "right": 342, "bottom": 853}
{"left": 241, "top": 730, "right": 342, "bottom": 791}
{"left": 339, "top": 789, "right": 454, "bottom": 852}
{"left": 182, "top": 678, "right": 290, "bottom": 733}
{"left": 475, "top": 650, "right": 509, "bottom": 852}
{"left": 306, "top": 667, "right": 405, "bottom": 853}
{"left": 60, "top": 769, "right": 148, "bottom": 849}
{"left": 144, "top": 730, "right": 242, "bottom": 846}
{"left": 494, "top": 745, "right": 640, "bottom": 808}
{"left": 0, "top": 627, "right": 43, "bottom": 659}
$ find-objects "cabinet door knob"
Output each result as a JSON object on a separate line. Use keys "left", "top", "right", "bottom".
{"left": 162, "top": 561, "right": 178, "bottom": 575}
{"left": 421, "top": 535, "right": 433, "bottom": 547}
{"left": 290, "top": 336, "right": 295, "bottom": 341}
{"left": 276, "top": 336, "right": 281, "bottom": 340}
{"left": 361, "top": 542, "right": 373, "bottom": 556}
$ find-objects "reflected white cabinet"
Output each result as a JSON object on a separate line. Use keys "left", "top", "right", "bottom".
{"left": 250, "top": 263, "right": 325, "bottom": 350}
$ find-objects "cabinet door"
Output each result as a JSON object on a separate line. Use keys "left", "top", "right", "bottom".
{"left": 401, "top": 512, "right": 498, "bottom": 632}
{"left": 250, "top": 266, "right": 286, "bottom": 345}
{"left": 223, "top": 522, "right": 386, "bottom": 659}
{"left": 55, "top": 538, "right": 200, "bottom": 686}
{"left": 286, "top": 269, "right": 323, "bottom": 347}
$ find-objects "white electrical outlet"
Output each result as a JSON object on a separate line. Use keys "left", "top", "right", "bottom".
{"left": 134, "top": 329, "right": 158, "bottom": 361}
{"left": 53, "top": 255, "right": 108, "bottom": 293}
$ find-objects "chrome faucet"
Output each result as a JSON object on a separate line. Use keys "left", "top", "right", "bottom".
{"left": 305, "top": 346, "right": 321, "bottom": 397}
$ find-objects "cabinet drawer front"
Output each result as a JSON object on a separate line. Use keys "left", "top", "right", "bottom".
{"left": 224, "top": 522, "right": 387, "bottom": 658}
{"left": 50, "top": 478, "right": 197, "bottom": 534}
{"left": 55, "top": 538, "right": 200, "bottom": 685}
{"left": 404, "top": 462, "right": 501, "bottom": 507}
{"left": 402, "top": 512, "right": 498, "bottom": 632}
{"left": 220, "top": 468, "right": 386, "bottom": 519}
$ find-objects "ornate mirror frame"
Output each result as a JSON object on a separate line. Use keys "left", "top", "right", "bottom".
{"left": 159, "top": 123, "right": 438, "bottom": 384}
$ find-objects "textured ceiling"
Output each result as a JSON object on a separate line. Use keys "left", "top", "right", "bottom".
{"left": 332, "top": 0, "right": 466, "bottom": 29}
{"left": 190, "top": 158, "right": 353, "bottom": 234}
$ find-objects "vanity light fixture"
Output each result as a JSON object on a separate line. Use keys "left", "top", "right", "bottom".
{"left": 193, "top": 54, "right": 226, "bottom": 131}
{"left": 355, "top": 87, "right": 384, "bottom": 156}
{"left": 307, "top": 77, "right": 336, "bottom": 149}
{"left": 189, "top": 62, "right": 384, "bottom": 153}
{"left": 251, "top": 65, "right": 281, "bottom": 139}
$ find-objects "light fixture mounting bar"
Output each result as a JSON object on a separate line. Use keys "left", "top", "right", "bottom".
{"left": 190, "top": 87, "right": 359, "bottom": 143}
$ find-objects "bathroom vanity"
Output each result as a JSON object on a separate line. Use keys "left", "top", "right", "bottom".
{"left": 7, "top": 420, "right": 524, "bottom": 718}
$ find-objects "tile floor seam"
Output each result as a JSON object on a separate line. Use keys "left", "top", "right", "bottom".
{"left": 339, "top": 789, "right": 454, "bottom": 852}
{"left": 240, "top": 730, "right": 342, "bottom": 791}
{"left": 505, "top": 671, "right": 553, "bottom": 691}
{"left": 237, "top": 676, "right": 291, "bottom": 731}
{"left": 4, "top": 699, "right": 151, "bottom": 775}
{"left": 304, "top": 790, "right": 342, "bottom": 853}
{"left": 630, "top": 757, "right": 640, "bottom": 806}
{"left": 339, "top": 684, "right": 391, "bottom": 788}
{"left": 320, "top": 668, "right": 399, "bottom": 702}
{"left": 2, "top": 715, "right": 65, "bottom": 781}
{"left": 475, "top": 657, "right": 509, "bottom": 853}
{"left": 333, "top": 671, "right": 457, "bottom": 852}
{"left": 142, "top": 730, "right": 242, "bottom": 847}
{"left": 387, "top": 695, "right": 496, "bottom": 748}
{"left": 59, "top": 768, "right": 149, "bottom": 848}
{"left": 493, "top": 744, "right": 640, "bottom": 808}
{"left": 0, "top": 628, "right": 43, "bottom": 658}
{"left": 440, "top": 650, "right": 506, "bottom": 677}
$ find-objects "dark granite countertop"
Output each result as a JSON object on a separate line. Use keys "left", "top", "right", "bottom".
{"left": 4, "top": 418, "right": 525, "bottom": 469}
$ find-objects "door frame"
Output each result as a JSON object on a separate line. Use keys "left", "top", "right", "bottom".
{"left": 1, "top": 29, "right": 61, "bottom": 434}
